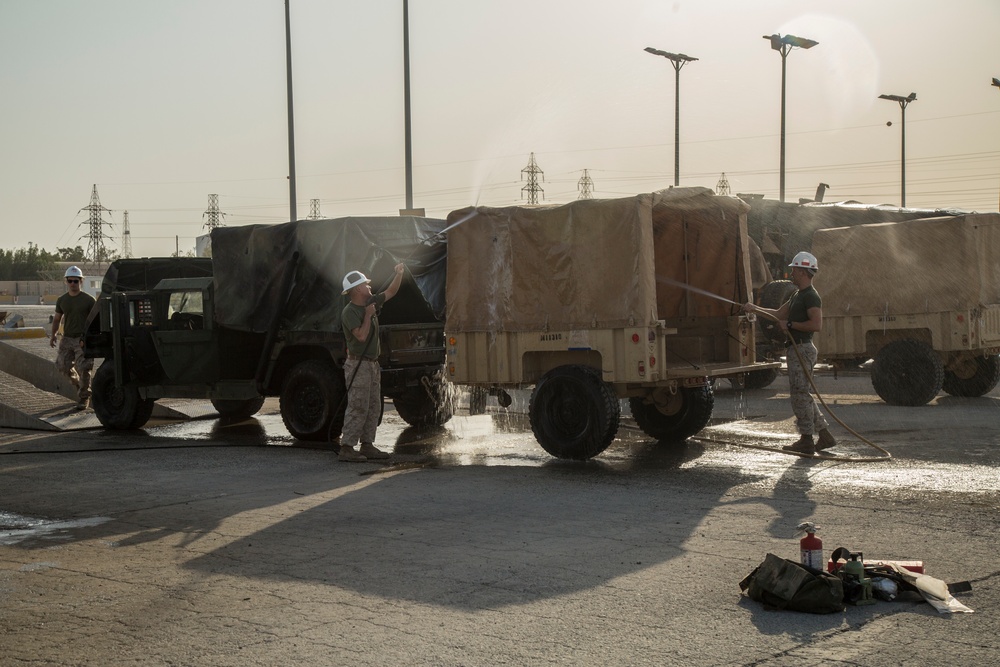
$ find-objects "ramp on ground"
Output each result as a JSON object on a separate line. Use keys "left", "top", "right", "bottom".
{"left": 0, "top": 340, "right": 220, "bottom": 431}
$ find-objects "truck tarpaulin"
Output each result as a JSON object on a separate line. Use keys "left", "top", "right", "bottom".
{"left": 211, "top": 216, "right": 448, "bottom": 333}
{"left": 445, "top": 187, "right": 753, "bottom": 333}
{"left": 812, "top": 213, "right": 1000, "bottom": 316}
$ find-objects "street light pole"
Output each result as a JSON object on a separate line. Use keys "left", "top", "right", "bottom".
{"left": 644, "top": 47, "right": 698, "bottom": 188}
{"left": 763, "top": 34, "right": 818, "bottom": 202}
{"left": 403, "top": 0, "right": 413, "bottom": 211}
{"left": 284, "top": 0, "right": 298, "bottom": 223}
{"left": 879, "top": 92, "right": 917, "bottom": 208}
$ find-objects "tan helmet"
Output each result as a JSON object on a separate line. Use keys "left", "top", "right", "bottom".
{"left": 64, "top": 266, "right": 84, "bottom": 279}
{"left": 788, "top": 251, "right": 818, "bottom": 272}
{"left": 341, "top": 270, "right": 371, "bottom": 295}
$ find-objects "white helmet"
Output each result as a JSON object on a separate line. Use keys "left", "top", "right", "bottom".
{"left": 788, "top": 251, "right": 818, "bottom": 272}
{"left": 64, "top": 266, "right": 84, "bottom": 279}
{"left": 341, "top": 270, "right": 371, "bottom": 295}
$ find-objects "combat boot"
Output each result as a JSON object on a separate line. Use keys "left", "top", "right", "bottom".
{"left": 816, "top": 428, "right": 837, "bottom": 451}
{"left": 359, "top": 442, "right": 390, "bottom": 460}
{"left": 782, "top": 434, "right": 815, "bottom": 455}
{"left": 338, "top": 445, "right": 367, "bottom": 463}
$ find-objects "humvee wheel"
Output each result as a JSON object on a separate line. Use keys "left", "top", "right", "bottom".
{"left": 871, "top": 339, "right": 943, "bottom": 406}
{"left": 942, "top": 355, "right": 1000, "bottom": 397}
{"left": 529, "top": 365, "right": 620, "bottom": 460}
{"left": 469, "top": 387, "right": 488, "bottom": 415}
{"left": 280, "top": 360, "right": 345, "bottom": 441}
{"left": 741, "top": 367, "right": 779, "bottom": 390}
{"left": 212, "top": 397, "right": 266, "bottom": 420}
{"left": 629, "top": 385, "right": 714, "bottom": 443}
{"left": 92, "top": 361, "right": 155, "bottom": 430}
{"left": 393, "top": 373, "right": 455, "bottom": 427}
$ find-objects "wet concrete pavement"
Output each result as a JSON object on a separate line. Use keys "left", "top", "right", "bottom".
{"left": 2, "top": 372, "right": 999, "bottom": 665}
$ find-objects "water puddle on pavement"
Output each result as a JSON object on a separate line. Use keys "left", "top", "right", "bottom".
{"left": 0, "top": 511, "right": 111, "bottom": 546}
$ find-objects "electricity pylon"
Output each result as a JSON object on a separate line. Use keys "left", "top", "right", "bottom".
{"left": 202, "top": 194, "right": 226, "bottom": 230}
{"left": 577, "top": 169, "right": 595, "bottom": 199}
{"left": 78, "top": 184, "right": 114, "bottom": 269}
{"left": 521, "top": 153, "right": 544, "bottom": 204}
{"left": 716, "top": 172, "right": 731, "bottom": 196}
{"left": 121, "top": 210, "right": 133, "bottom": 259}
{"left": 308, "top": 198, "right": 322, "bottom": 219}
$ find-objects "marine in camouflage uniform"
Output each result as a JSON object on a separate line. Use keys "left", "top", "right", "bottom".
{"left": 50, "top": 267, "right": 97, "bottom": 410}
{"left": 338, "top": 263, "right": 406, "bottom": 462}
{"left": 744, "top": 252, "right": 836, "bottom": 456}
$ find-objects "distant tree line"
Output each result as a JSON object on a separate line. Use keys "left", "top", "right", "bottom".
{"left": 0, "top": 245, "right": 88, "bottom": 280}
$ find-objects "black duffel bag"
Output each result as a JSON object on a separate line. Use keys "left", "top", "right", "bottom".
{"left": 740, "top": 553, "right": 845, "bottom": 614}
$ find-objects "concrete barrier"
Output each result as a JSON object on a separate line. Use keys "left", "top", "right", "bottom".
{"left": 0, "top": 327, "right": 47, "bottom": 340}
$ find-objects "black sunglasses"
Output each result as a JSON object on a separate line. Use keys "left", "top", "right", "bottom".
{"left": 66, "top": 278, "right": 80, "bottom": 284}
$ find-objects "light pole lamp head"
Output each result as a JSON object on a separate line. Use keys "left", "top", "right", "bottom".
{"left": 763, "top": 33, "right": 818, "bottom": 51}
{"left": 644, "top": 47, "right": 698, "bottom": 65}
{"left": 992, "top": 77, "right": 1000, "bottom": 89}
{"left": 879, "top": 92, "right": 917, "bottom": 107}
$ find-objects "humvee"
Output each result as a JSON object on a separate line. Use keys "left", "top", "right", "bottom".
{"left": 444, "top": 188, "right": 777, "bottom": 459}
{"left": 85, "top": 217, "right": 454, "bottom": 438}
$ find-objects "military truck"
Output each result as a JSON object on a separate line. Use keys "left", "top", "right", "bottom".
{"left": 813, "top": 213, "right": 1000, "bottom": 406}
{"left": 444, "top": 188, "right": 776, "bottom": 459}
{"left": 85, "top": 217, "right": 454, "bottom": 438}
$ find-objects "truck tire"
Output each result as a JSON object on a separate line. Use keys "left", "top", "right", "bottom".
{"left": 92, "top": 361, "right": 155, "bottom": 430}
{"left": 629, "top": 385, "right": 714, "bottom": 443}
{"left": 211, "top": 397, "right": 266, "bottom": 420}
{"left": 871, "top": 340, "right": 943, "bottom": 406}
{"left": 529, "top": 365, "right": 620, "bottom": 460}
{"left": 280, "top": 360, "right": 346, "bottom": 441}
{"left": 942, "top": 355, "right": 1000, "bottom": 397}
{"left": 742, "top": 367, "right": 779, "bottom": 390}
{"left": 469, "top": 387, "right": 488, "bottom": 415}
{"left": 393, "top": 374, "right": 455, "bottom": 427}
{"left": 757, "top": 280, "right": 797, "bottom": 343}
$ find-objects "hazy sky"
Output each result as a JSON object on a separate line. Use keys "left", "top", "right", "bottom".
{"left": 2, "top": 0, "right": 999, "bottom": 258}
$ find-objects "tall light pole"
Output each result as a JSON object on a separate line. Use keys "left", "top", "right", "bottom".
{"left": 644, "top": 47, "right": 698, "bottom": 187}
{"left": 879, "top": 92, "right": 917, "bottom": 208}
{"left": 992, "top": 79, "right": 999, "bottom": 209}
{"left": 402, "top": 0, "right": 414, "bottom": 212}
{"left": 284, "top": 0, "right": 298, "bottom": 223}
{"left": 763, "top": 33, "right": 818, "bottom": 202}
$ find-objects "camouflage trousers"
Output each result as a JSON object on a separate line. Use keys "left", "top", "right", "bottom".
{"left": 56, "top": 336, "right": 94, "bottom": 402}
{"left": 341, "top": 358, "right": 381, "bottom": 448}
{"left": 786, "top": 340, "right": 828, "bottom": 436}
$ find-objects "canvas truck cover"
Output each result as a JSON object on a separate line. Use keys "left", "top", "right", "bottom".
{"left": 211, "top": 216, "right": 448, "bottom": 333}
{"left": 445, "top": 187, "right": 752, "bottom": 333}
{"left": 99, "top": 257, "right": 213, "bottom": 296}
{"left": 812, "top": 213, "right": 1000, "bottom": 316}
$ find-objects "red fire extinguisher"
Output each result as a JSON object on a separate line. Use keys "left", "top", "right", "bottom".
{"left": 798, "top": 522, "right": 823, "bottom": 570}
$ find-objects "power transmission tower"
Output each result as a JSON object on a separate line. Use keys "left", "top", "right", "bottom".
{"left": 520, "top": 152, "right": 544, "bottom": 204}
{"left": 308, "top": 198, "right": 322, "bottom": 219}
{"left": 577, "top": 169, "right": 594, "bottom": 199}
{"left": 202, "top": 194, "right": 226, "bottom": 230}
{"left": 716, "top": 172, "right": 731, "bottom": 196}
{"left": 78, "top": 184, "right": 114, "bottom": 270}
{"left": 121, "top": 210, "right": 133, "bottom": 259}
